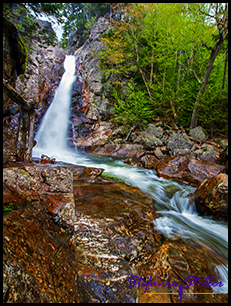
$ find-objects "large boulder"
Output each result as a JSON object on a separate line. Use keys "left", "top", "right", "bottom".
{"left": 166, "top": 132, "right": 193, "bottom": 154}
{"left": 156, "top": 155, "right": 226, "bottom": 186}
{"left": 134, "top": 132, "right": 163, "bottom": 149}
{"left": 194, "top": 173, "right": 228, "bottom": 220}
{"left": 189, "top": 126, "right": 206, "bottom": 141}
{"left": 145, "top": 124, "right": 164, "bottom": 139}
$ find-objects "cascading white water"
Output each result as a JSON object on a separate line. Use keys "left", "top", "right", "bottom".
{"left": 33, "top": 55, "right": 78, "bottom": 160}
{"left": 32, "top": 55, "right": 228, "bottom": 295}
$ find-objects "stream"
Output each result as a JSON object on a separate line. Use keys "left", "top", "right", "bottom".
{"left": 32, "top": 55, "right": 228, "bottom": 295}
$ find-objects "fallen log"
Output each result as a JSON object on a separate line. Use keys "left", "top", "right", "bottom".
{"left": 3, "top": 79, "right": 32, "bottom": 111}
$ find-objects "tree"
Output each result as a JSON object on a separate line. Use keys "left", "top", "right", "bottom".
{"left": 189, "top": 3, "right": 228, "bottom": 129}
{"left": 60, "top": 3, "right": 112, "bottom": 48}
{"left": 3, "top": 3, "right": 63, "bottom": 49}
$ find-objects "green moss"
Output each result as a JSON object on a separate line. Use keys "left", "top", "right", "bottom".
{"left": 16, "top": 35, "right": 28, "bottom": 75}
{"left": 18, "top": 169, "right": 29, "bottom": 178}
{"left": 3, "top": 204, "right": 15, "bottom": 212}
{"left": 3, "top": 17, "right": 28, "bottom": 76}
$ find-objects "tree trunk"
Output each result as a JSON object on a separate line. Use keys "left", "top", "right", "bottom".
{"left": 161, "top": 52, "right": 167, "bottom": 100}
{"left": 222, "top": 51, "right": 228, "bottom": 90}
{"left": 175, "top": 50, "right": 182, "bottom": 100}
{"left": 25, "top": 110, "right": 37, "bottom": 162}
{"left": 190, "top": 38, "right": 224, "bottom": 129}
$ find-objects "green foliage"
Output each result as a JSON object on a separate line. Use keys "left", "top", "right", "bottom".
{"left": 111, "top": 80, "right": 154, "bottom": 126}
{"left": 60, "top": 3, "right": 111, "bottom": 48}
{"left": 3, "top": 3, "right": 59, "bottom": 53}
{"left": 3, "top": 204, "right": 15, "bottom": 212}
{"left": 99, "top": 3, "right": 228, "bottom": 136}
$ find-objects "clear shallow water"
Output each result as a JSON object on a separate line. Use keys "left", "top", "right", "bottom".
{"left": 32, "top": 55, "right": 228, "bottom": 294}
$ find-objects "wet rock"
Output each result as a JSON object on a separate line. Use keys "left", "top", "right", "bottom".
{"left": 137, "top": 241, "right": 228, "bottom": 303}
{"left": 167, "top": 132, "right": 193, "bottom": 154}
{"left": 3, "top": 164, "right": 73, "bottom": 207}
{"left": 73, "top": 121, "right": 113, "bottom": 148}
{"left": 194, "top": 173, "right": 228, "bottom": 220}
{"left": 124, "top": 157, "right": 144, "bottom": 168}
{"left": 141, "top": 155, "right": 160, "bottom": 170}
{"left": 3, "top": 201, "right": 79, "bottom": 303}
{"left": 93, "top": 143, "right": 145, "bottom": 158}
{"left": 154, "top": 147, "right": 166, "bottom": 159}
{"left": 67, "top": 164, "right": 104, "bottom": 182}
{"left": 156, "top": 155, "right": 225, "bottom": 186}
{"left": 173, "top": 148, "right": 192, "bottom": 156}
{"left": 189, "top": 126, "right": 206, "bottom": 141}
{"left": 3, "top": 161, "right": 228, "bottom": 303}
{"left": 40, "top": 154, "right": 56, "bottom": 164}
{"left": 73, "top": 180, "right": 163, "bottom": 302}
{"left": 200, "top": 150, "right": 220, "bottom": 163}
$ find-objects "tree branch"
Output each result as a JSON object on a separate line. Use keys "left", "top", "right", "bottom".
{"left": 3, "top": 80, "right": 33, "bottom": 111}
{"left": 201, "top": 40, "right": 213, "bottom": 51}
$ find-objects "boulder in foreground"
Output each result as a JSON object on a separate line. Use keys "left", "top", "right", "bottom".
{"left": 194, "top": 173, "right": 228, "bottom": 220}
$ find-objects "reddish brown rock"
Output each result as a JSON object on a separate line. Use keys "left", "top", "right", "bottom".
{"left": 67, "top": 164, "right": 104, "bottom": 182}
{"left": 137, "top": 241, "right": 227, "bottom": 303}
{"left": 3, "top": 161, "right": 227, "bottom": 303}
{"left": 73, "top": 180, "right": 163, "bottom": 302}
{"left": 156, "top": 155, "right": 225, "bottom": 186}
{"left": 124, "top": 157, "right": 144, "bottom": 168}
{"left": 141, "top": 155, "right": 160, "bottom": 170}
{"left": 3, "top": 202, "right": 79, "bottom": 303}
{"left": 194, "top": 173, "right": 228, "bottom": 220}
{"left": 93, "top": 143, "right": 145, "bottom": 158}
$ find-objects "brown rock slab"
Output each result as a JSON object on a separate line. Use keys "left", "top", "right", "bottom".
{"left": 194, "top": 173, "right": 228, "bottom": 220}
{"left": 93, "top": 143, "right": 145, "bottom": 158}
{"left": 3, "top": 202, "right": 79, "bottom": 303}
{"left": 141, "top": 155, "right": 160, "bottom": 170}
{"left": 73, "top": 181, "right": 163, "bottom": 302}
{"left": 156, "top": 155, "right": 225, "bottom": 186}
{"left": 124, "top": 157, "right": 144, "bottom": 168}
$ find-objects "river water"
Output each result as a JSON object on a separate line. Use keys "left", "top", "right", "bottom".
{"left": 33, "top": 55, "right": 228, "bottom": 294}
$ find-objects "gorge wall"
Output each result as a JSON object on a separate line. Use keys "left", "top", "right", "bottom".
{"left": 3, "top": 19, "right": 65, "bottom": 163}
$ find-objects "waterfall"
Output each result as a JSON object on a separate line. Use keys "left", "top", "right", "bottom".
{"left": 33, "top": 55, "right": 77, "bottom": 160}
{"left": 32, "top": 54, "right": 228, "bottom": 294}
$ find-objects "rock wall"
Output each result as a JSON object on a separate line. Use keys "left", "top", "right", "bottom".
{"left": 66, "top": 17, "right": 114, "bottom": 149}
{"left": 3, "top": 17, "right": 28, "bottom": 163}
{"left": 16, "top": 20, "right": 66, "bottom": 135}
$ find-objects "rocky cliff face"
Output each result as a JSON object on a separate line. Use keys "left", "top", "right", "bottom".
{"left": 3, "top": 18, "right": 28, "bottom": 163}
{"left": 65, "top": 17, "right": 114, "bottom": 149}
{"left": 3, "top": 17, "right": 67, "bottom": 163}
{"left": 16, "top": 20, "right": 66, "bottom": 135}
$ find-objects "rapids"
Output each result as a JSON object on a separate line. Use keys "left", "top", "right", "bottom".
{"left": 33, "top": 55, "right": 228, "bottom": 294}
